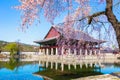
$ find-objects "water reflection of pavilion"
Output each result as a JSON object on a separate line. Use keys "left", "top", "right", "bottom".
{"left": 37, "top": 59, "right": 104, "bottom": 80}
{"left": 38, "top": 58, "right": 119, "bottom": 71}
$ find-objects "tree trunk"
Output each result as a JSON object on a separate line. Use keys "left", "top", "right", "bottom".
{"left": 86, "top": 0, "right": 120, "bottom": 50}
{"left": 105, "top": 0, "right": 120, "bottom": 50}
{"left": 115, "top": 25, "right": 120, "bottom": 50}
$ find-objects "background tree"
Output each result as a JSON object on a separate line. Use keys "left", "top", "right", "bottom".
{"left": 16, "top": 0, "right": 120, "bottom": 49}
{"left": 3, "top": 43, "right": 19, "bottom": 56}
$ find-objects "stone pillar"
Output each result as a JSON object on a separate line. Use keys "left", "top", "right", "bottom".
{"left": 56, "top": 47, "right": 58, "bottom": 55}
{"left": 89, "top": 50, "right": 92, "bottom": 55}
{"left": 74, "top": 49, "right": 77, "bottom": 55}
{"left": 46, "top": 48, "right": 49, "bottom": 55}
{"left": 51, "top": 48, "right": 53, "bottom": 55}
{"left": 61, "top": 47, "right": 64, "bottom": 55}
{"left": 39, "top": 48, "right": 41, "bottom": 54}
{"left": 43, "top": 48, "right": 45, "bottom": 55}
{"left": 39, "top": 48, "right": 43, "bottom": 55}
{"left": 98, "top": 50, "right": 100, "bottom": 55}
{"left": 68, "top": 48, "right": 71, "bottom": 55}
{"left": 85, "top": 49, "right": 87, "bottom": 55}
{"left": 80, "top": 49, "right": 82, "bottom": 55}
{"left": 94, "top": 50, "right": 96, "bottom": 55}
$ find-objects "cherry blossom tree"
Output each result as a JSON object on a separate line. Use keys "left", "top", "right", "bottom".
{"left": 15, "top": 0, "right": 120, "bottom": 50}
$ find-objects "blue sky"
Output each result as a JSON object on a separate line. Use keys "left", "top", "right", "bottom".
{"left": 0, "top": 0, "right": 52, "bottom": 45}
{"left": 0, "top": 0, "right": 67, "bottom": 45}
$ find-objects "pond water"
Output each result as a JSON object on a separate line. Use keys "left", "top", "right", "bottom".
{"left": 0, "top": 58, "right": 43, "bottom": 80}
{"left": 0, "top": 58, "right": 120, "bottom": 80}
{"left": 37, "top": 59, "right": 120, "bottom": 80}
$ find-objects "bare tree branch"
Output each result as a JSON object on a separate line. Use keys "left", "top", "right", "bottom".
{"left": 87, "top": 11, "right": 105, "bottom": 24}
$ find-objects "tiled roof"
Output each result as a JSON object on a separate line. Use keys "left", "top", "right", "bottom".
{"left": 34, "top": 36, "right": 58, "bottom": 44}
{"left": 53, "top": 26, "right": 105, "bottom": 43}
{"left": 34, "top": 26, "right": 106, "bottom": 44}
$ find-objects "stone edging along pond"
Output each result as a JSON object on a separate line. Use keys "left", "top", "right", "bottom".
{"left": 72, "top": 72, "right": 120, "bottom": 80}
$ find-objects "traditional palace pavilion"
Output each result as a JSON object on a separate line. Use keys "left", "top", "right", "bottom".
{"left": 34, "top": 26, "right": 105, "bottom": 56}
